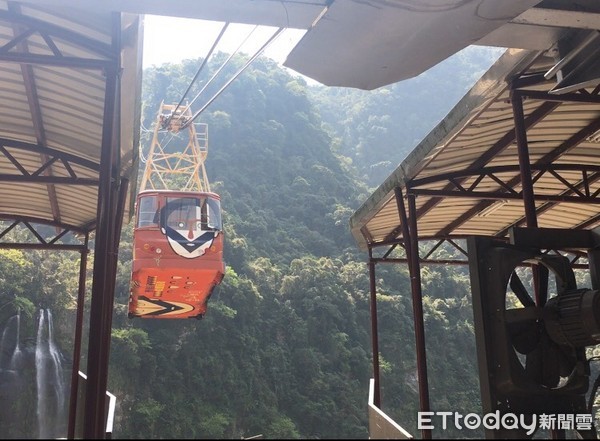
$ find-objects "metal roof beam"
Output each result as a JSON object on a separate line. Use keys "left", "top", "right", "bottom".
{"left": 437, "top": 114, "right": 600, "bottom": 237}
{"left": 0, "top": 52, "right": 115, "bottom": 69}
{"left": 0, "top": 215, "right": 86, "bottom": 233}
{"left": 519, "top": 88, "right": 600, "bottom": 104}
{"left": 397, "top": 100, "right": 559, "bottom": 242}
{"left": 513, "top": 7, "right": 600, "bottom": 31}
{"left": 0, "top": 137, "right": 100, "bottom": 171}
{"left": 411, "top": 189, "right": 600, "bottom": 205}
{"left": 9, "top": 2, "right": 61, "bottom": 224}
{"left": 0, "top": 174, "right": 98, "bottom": 185}
{"left": 409, "top": 164, "right": 600, "bottom": 189}
{"left": 0, "top": 8, "right": 114, "bottom": 59}
{"left": 498, "top": 170, "right": 600, "bottom": 236}
{"left": 0, "top": 216, "right": 86, "bottom": 250}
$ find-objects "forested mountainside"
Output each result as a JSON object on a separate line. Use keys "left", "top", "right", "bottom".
{"left": 1, "top": 48, "right": 504, "bottom": 439}
{"left": 311, "top": 46, "right": 504, "bottom": 188}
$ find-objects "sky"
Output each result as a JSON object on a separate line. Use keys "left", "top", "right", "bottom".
{"left": 142, "top": 14, "right": 306, "bottom": 69}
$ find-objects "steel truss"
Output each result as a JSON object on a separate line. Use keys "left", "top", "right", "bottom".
{"left": 0, "top": 217, "right": 86, "bottom": 250}
{"left": 0, "top": 138, "right": 99, "bottom": 185}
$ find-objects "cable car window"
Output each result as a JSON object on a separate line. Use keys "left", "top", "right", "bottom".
{"left": 162, "top": 197, "right": 199, "bottom": 230}
{"left": 137, "top": 195, "right": 159, "bottom": 228}
{"left": 205, "top": 198, "right": 222, "bottom": 230}
{"left": 159, "top": 195, "right": 222, "bottom": 233}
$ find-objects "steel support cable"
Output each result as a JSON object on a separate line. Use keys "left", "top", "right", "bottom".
{"left": 165, "top": 21, "right": 230, "bottom": 127}
{"left": 181, "top": 27, "right": 285, "bottom": 129}
{"left": 181, "top": 24, "right": 259, "bottom": 115}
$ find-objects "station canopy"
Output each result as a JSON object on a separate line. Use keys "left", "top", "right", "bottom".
{"left": 0, "top": 1, "right": 143, "bottom": 234}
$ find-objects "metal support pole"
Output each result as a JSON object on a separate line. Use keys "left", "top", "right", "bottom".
{"left": 67, "top": 233, "right": 89, "bottom": 439}
{"left": 511, "top": 91, "right": 538, "bottom": 228}
{"left": 396, "top": 187, "right": 432, "bottom": 439}
{"left": 83, "top": 13, "right": 124, "bottom": 438}
{"left": 512, "top": 91, "right": 542, "bottom": 307}
{"left": 83, "top": 62, "right": 119, "bottom": 439}
{"left": 510, "top": 90, "right": 566, "bottom": 439}
{"left": 368, "top": 247, "right": 381, "bottom": 408}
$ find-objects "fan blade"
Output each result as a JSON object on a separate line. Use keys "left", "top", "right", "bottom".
{"left": 541, "top": 337, "right": 561, "bottom": 388}
{"left": 525, "top": 345, "right": 543, "bottom": 383}
{"left": 536, "top": 264, "right": 549, "bottom": 306}
{"left": 506, "top": 308, "right": 541, "bottom": 354}
{"left": 510, "top": 321, "right": 540, "bottom": 354}
{"left": 555, "top": 345, "right": 577, "bottom": 378}
{"left": 509, "top": 272, "right": 536, "bottom": 308}
{"left": 524, "top": 333, "right": 562, "bottom": 388}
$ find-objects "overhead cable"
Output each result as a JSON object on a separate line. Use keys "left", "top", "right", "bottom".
{"left": 181, "top": 26, "right": 285, "bottom": 129}
{"left": 165, "top": 21, "right": 230, "bottom": 127}
{"left": 182, "top": 24, "right": 259, "bottom": 114}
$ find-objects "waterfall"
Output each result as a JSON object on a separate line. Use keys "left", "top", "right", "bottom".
{"left": 0, "top": 313, "right": 25, "bottom": 438}
{"left": 35, "top": 308, "right": 67, "bottom": 439}
{"left": 0, "top": 308, "right": 67, "bottom": 439}
{"left": 0, "top": 314, "right": 18, "bottom": 368}
{"left": 47, "top": 310, "right": 66, "bottom": 433}
{"left": 9, "top": 311, "right": 23, "bottom": 369}
{"left": 35, "top": 309, "right": 49, "bottom": 439}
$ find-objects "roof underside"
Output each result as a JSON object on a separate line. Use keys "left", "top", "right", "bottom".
{"left": 285, "top": 0, "right": 600, "bottom": 90}
{"left": 0, "top": 1, "right": 142, "bottom": 233}
{"left": 350, "top": 42, "right": 600, "bottom": 250}
{"left": 23, "top": 0, "right": 329, "bottom": 29}
{"left": 284, "top": 0, "right": 540, "bottom": 90}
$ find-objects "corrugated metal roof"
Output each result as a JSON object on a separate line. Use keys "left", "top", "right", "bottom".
{"left": 0, "top": 1, "right": 142, "bottom": 233}
{"left": 350, "top": 46, "right": 600, "bottom": 250}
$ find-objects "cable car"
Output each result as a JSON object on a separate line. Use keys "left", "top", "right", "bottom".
{"left": 128, "top": 190, "right": 225, "bottom": 319}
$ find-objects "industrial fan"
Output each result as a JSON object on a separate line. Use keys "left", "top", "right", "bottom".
{"left": 506, "top": 254, "right": 597, "bottom": 391}
{"left": 467, "top": 234, "right": 600, "bottom": 439}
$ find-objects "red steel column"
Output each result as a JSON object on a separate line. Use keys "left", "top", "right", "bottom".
{"left": 396, "top": 187, "right": 431, "bottom": 439}
{"left": 67, "top": 233, "right": 89, "bottom": 439}
{"left": 368, "top": 247, "right": 382, "bottom": 407}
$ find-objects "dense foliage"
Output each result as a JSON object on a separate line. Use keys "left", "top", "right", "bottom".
{"left": 4, "top": 46, "right": 596, "bottom": 440}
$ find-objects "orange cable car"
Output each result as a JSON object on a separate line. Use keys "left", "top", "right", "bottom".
{"left": 128, "top": 190, "right": 225, "bottom": 319}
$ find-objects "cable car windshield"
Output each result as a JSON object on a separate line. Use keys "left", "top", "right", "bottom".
{"left": 160, "top": 196, "right": 222, "bottom": 232}
{"left": 136, "top": 194, "right": 222, "bottom": 231}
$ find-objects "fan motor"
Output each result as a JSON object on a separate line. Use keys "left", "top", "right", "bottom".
{"left": 544, "top": 288, "right": 600, "bottom": 348}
